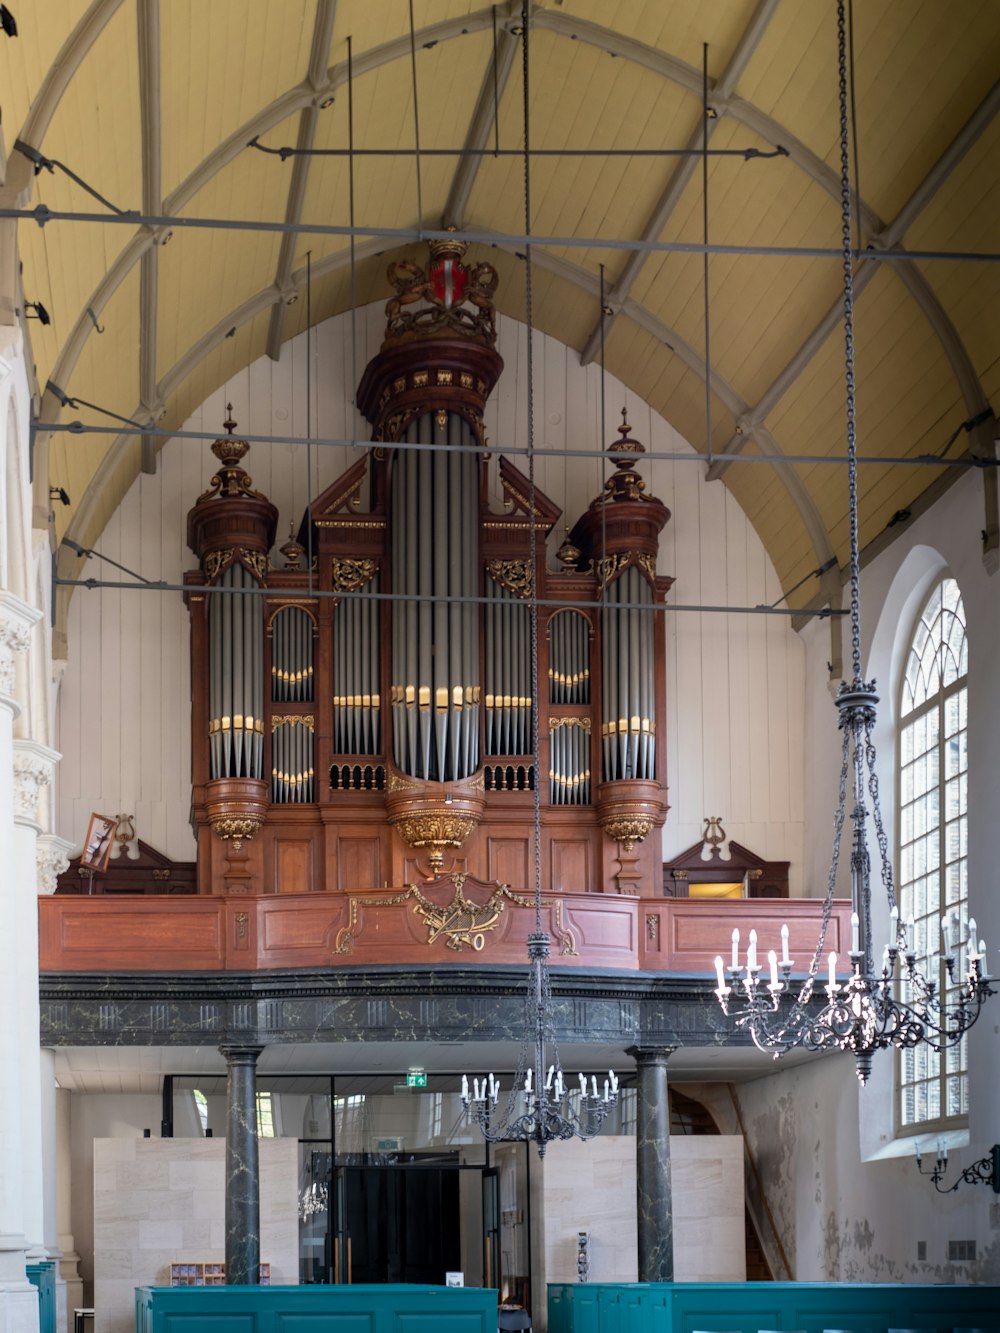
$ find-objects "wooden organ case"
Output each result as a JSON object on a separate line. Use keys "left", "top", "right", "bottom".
{"left": 185, "top": 240, "right": 674, "bottom": 897}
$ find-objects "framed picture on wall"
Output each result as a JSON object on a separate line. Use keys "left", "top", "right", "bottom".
{"left": 80, "top": 813, "right": 119, "bottom": 873}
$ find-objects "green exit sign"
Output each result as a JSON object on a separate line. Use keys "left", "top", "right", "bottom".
{"left": 406, "top": 1071, "right": 427, "bottom": 1087}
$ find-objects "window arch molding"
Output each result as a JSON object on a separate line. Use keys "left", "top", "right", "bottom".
{"left": 855, "top": 544, "right": 952, "bottom": 1159}
{"left": 895, "top": 573, "right": 969, "bottom": 1134}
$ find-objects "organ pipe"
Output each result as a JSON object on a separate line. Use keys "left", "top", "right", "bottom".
{"left": 484, "top": 574, "right": 531, "bottom": 756}
{"left": 390, "top": 411, "right": 480, "bottom": 781}
{"left": 208, "top": 561, "right": 265, "bottom": 780}
{"left": 548, "top": 610, "right": 590, "bottom": 705}
{"left": 331, "top": 573, "right": 380, "bottom": 757}
{"left": 601, "top": 565, "right": 656, "bottom": 782}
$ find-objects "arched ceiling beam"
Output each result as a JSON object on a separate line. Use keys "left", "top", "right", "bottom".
{"left": 442, "top": 0, "right": 522, "bottom": 229}
{"left": 18, "top": 0, "right": 125, "bottom": 150}
{"left": 137, "top": 0, "right": 162, "bottom": 475}
{"left": 540, "top": 10, "right": 989, "bottom": 441}
{"left": 578, "top": 0, "right": 781, "bottom": 366}
{"left": 37, "top": 6, "right": 503, "bottom": 422}
{"left": 707, "top": 76, "right": 1000, "bottom": 481}
{"left": 265, "top": 0, "right": 339, "bottom": 362}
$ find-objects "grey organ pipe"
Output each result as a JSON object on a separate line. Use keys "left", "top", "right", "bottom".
{"left": 601, "top": 564, "right": 655, "bottom": 782}
{"left": 208, "top": 560, "right": 264, "bottom": 781}
{"left": 390, "top": 411, "right": 480, "bottom": 781}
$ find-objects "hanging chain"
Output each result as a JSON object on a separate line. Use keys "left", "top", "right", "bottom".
{"left": 520, "top": 0, "right": 543, "bottom": 934}
{"left": 837, "top": 0, "right": 862, "bottom": 686}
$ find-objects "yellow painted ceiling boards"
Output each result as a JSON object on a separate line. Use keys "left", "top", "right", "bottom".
{"left": 2, "top": 0, "right": 996, "bottom": 609}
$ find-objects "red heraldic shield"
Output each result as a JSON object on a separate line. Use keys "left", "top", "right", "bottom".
{"left": 430, "top": 258, "right": 468, "bottom": 308}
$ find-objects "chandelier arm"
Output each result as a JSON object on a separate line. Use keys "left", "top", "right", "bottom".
{"left": 863, "top": 717, "right": 898, "bottom": 920}
{"left": 802, "top": 709, "right": 852, "bottom": 990}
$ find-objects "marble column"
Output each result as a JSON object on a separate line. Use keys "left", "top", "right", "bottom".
{"left": 626, "top": 1044, "right": 676, "bottom": 1282}
{"left": 220, "top": 1046, "right": 263, "bottom": 1285}
{"left": 0, "top": 592, "right": 42, "bottom": 1333}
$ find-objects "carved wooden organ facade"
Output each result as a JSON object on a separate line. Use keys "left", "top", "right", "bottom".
{"left": 185, "top": 241, "right": 674, "bottom": 897}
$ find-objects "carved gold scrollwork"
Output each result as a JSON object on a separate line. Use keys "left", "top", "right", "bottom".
{"left": 203, "top": 547, "right": 268, "bottom": 583}
{"left": 331, "top": 558, "right": 378, "bottom": 593}
{"left": 592, "top": 551, "right": 657, "bottom": 589}
{"left": 240, "top": 548, "right": 269, "bottom": 582}
{"left": 271, "top": 715, "right": 315, "bottom": 731}
{"left": 549, "top": 717, "right": 591, "bottom": 733}
{"left": 592, "top": 554, "right": 625, "bottom": 589}
{"left": 203, "top": 548, "right": 234, "bottom": 581}
{"left": 552, "top": 899, "right": 579, "bottom": 956}
{"left": 211, "top": 815, "right": 264, "bottom": 851}
{"left": 485, "top": 558, "right": 533, "bottom": 598}
{"left": 334, "top": 878, "right": 538, "bottom": 955}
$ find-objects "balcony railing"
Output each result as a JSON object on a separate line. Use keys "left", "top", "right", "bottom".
{"left": 39, "top": 889, "right": 851, "bottom": 975}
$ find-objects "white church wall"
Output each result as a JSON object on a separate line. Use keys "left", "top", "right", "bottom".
{"left": 56, "top": 306, "right": 807, "bottom": 889}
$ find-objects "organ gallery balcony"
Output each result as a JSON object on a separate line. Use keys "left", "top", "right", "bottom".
{"left": 38, "top": 880, "right": 852, "bottom": 976}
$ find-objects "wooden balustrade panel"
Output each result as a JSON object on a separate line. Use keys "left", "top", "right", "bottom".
{"left": 38, "top": 894, "right": 852, "bottom": 975}
{"left": 650, "top": 897, "right": 853, "bottom": 973}
{"left": 38, "top": 898, "right": 226, "bottom": 971}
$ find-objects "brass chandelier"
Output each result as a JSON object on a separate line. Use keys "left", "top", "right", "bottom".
{"left": 712, "top": 0, "right": 994, "bottom": 1084}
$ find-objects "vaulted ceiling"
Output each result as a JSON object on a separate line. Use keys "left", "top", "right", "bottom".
{"left": 2, "top": 0, "right": 998, "bottom": 614}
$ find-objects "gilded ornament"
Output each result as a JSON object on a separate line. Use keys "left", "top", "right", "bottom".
{"left": 210, "top": 814, "right": 264, "bottom": 851}
{"left": 388, "top": 810, "right": 480, "bottom": 870}
{"left": 600, "top": 813, "right": 655, "bottom": 853}
{"left": 485, "top": 558, "right": 533, "bottom": 598}
{"left": 330, "top": 558, "right": 378, "bottom": 592}
{"left": 271, "top": 715, "right": 315, "bottom": 731}
{"left": 549, "top": 717, "right": 591, "bottom": 732}
{"left": 203, "top": 548, "right": 234, "bottom": 581}
{"left": 382, "top": 243, "right": 498, "bottom": 348}
{"left": 239, "top": 548, "right": 269, "bottom": 582}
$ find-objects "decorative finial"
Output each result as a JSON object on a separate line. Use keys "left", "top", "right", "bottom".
{"left": 556, "top": 526, "right": 581, "bottom": 571}
{"left": 609, "top": 407, "right": 644, "bottom": 458}
{"left": 280, "top": 523, "right": 306, "bottom": 570}
{"left": 224, "top": 403, "right": 237, "bottom": 434}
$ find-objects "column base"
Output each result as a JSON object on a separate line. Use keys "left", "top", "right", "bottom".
{"left": 0, "top": 1284, "right": 40, "bottom": 1333}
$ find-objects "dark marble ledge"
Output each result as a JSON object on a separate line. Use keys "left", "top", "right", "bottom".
{"left": 39, "top": 965, "right": 720, "bottom": 1006}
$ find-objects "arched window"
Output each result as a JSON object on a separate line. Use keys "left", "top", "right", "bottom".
{"left": 897, "top": 577, "right": 968, "bottom": 1131}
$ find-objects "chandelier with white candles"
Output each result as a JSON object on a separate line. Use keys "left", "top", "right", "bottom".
{"left": 711, "top": 0, "right": 994, "bottom": 1084}
{"left": 461, "top": 931, "right": 619, "bottom": 1157}
{"left": 461, "top": 0, "right": 618, "bottom": 1155}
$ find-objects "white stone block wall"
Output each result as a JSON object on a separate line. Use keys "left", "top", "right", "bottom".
{"left": 92, "top": 1139, "right": 298, "bottom": 1333}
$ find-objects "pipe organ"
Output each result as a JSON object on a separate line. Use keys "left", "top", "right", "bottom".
{"left": 185, "top": 240, "right": 673, "bottom": 895}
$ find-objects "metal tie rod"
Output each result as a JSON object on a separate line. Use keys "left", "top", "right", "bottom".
{"left": 3, "top": 206, "right": 996, "bottom": 264}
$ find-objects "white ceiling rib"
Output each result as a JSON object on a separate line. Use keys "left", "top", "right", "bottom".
{"left": 708, "top": 76, "right": 1000, "bottom": 483}
{"left": 577, "top": 0, "right": 782, "bottom": 367}
{"left": 442, "top": 1, "right": 521, "bottom": 230}
{"left": 264, "top": 0, "right": 339, "bottom": 363}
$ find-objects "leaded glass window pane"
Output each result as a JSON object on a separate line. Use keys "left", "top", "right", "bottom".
{"left": 898, "top": 578, "right": 968, "bottom": 1132}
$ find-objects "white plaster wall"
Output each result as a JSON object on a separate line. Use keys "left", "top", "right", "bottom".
{"left": 56, "top": 307, "right": 806, "bottom": 886}
{"left": 734, "top": 1049, "right": 1000, "bottom": 1284}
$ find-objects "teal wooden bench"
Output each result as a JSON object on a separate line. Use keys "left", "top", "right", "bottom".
{"left": 135, "top": 1283, "right": 499, "bottom": 1333}
{"left": 547, "top": 1282, "right": 1000, "bottom": 1333}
